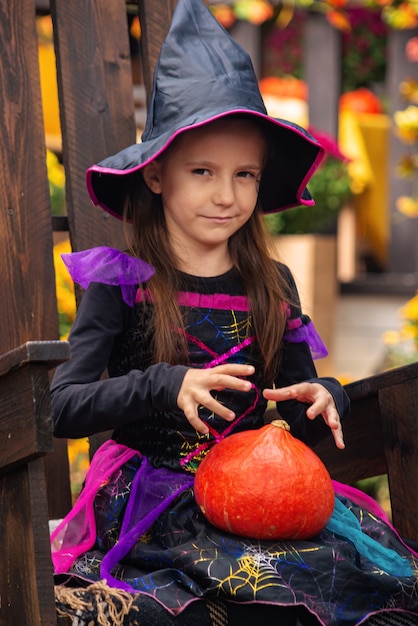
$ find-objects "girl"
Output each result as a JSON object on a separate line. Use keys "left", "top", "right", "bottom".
{"left": 51, "top": 1, "right": 418, "bottom": 624}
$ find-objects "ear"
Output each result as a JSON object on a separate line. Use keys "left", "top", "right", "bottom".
{"left": 142, "top": 160, "right": 163, "bottom": 194}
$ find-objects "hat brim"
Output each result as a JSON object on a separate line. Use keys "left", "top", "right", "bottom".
{"left": 86, "top": 109, "right": 324, "bottom": 220}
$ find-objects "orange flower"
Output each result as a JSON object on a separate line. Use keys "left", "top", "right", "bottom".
{"left": 326, "top": 9, "right": 351, "bottom": 31}
{"left": 211, "top": 5, "right": 236, "bottom": 28}
{"left": 130, "top": 16, "right": 141, "bottom": 40}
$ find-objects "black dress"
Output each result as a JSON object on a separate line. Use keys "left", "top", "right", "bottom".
{"left": 50, "top": 248, "right": 418, "bottom": 626}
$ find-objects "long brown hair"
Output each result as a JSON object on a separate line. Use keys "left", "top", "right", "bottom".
{"left": 124, "top": 151, "right": 292, "bottom": 384}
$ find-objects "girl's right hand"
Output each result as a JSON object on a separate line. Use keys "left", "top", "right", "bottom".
{"left": 177, "top": 364, "right": 255, "bottom": 434}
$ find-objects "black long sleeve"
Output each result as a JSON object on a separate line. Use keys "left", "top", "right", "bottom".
{"left": 51, "top": 282, "right": 188, "bottom": 438}
{"left": 51, "top": 268, "right": 350, "bottom": 445}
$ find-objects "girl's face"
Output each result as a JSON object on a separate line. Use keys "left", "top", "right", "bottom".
{"left": 142, "top": 117, "right": 266, "bottom": 272}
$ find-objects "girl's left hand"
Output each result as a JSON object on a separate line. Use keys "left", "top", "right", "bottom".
{"left": 263, "top": 382, "right": 345, "bottom": 450}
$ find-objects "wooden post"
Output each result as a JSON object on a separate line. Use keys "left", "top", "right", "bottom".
{"left": 0, "top": 0, "right": 72, "bottom": 618}
{"left": 138, "top": 0, "right": 178, "bottom": 101}
{"left": 51, "top": 0, "right": 135, "bottom": 254}
{"left": 387, "top": 27, "right": 418, "bottom": 276}
{"left": 304, "top": 13, "right": 341, "bottom": 139}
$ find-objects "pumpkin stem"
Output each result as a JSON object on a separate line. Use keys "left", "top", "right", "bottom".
{"left": 271, "top": 420, "right": 290, "bottom": 432}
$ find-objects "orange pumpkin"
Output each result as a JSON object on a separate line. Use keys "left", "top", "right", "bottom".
{"left": 194, "top": 420, "right": 335, "bottom": 540}
{"left": 339, "top": 88, "right": 383, "bottom": 114}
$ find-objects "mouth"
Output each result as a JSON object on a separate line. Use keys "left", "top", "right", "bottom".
{"left": 203, "top": 215, "right": 234, "bottom": 223}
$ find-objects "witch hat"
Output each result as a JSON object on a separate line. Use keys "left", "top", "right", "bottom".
{"left": 86, "top": 0, "right": 324, "bottom": 219}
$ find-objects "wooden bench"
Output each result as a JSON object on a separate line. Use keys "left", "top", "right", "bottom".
{"left": 0, "top": 1, "right": 417, "bottom": 624}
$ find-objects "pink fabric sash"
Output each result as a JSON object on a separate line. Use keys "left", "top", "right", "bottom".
{"left": 51, "top": 440, "right": 139, "bottom": 573}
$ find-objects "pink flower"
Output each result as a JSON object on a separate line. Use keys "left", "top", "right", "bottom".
{"left": 406, "top": 37, "right": 418, "bottom": 63}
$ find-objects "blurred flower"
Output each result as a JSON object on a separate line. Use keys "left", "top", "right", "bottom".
{"left": 67, "top": 437, "right": 90, "bottom": 503}
{"left": 406, "top": 35, "right": 418, "bottom": 61}
{"left": 383, "top": 329, "right": 402, "bottom": 345}
{"left": 393, "top": 44, "right": 418, "bottom": 216}
{"left": 210, "top": 4, "right": 237, "bottom": 27}
{"left": 234, "top": 0, "right": 274, "bottom": 24}
{"left": 366, "top": 0, "right": 418, "bottom": 29}
{"left": 210, "top": 0, "right": 274, "bottom": 25}
{"left": 396, "top": 154, "right": 418, "bottom": 177}
{"left": 381, "top": 291, "right": 418, "bottom": 369}
{"left": 396, "top": 195, "right": 418, "bottom": 216}
{"left": 326, "top": 8, "right": 351, "bottom": 30}
{"left": 53, "top": 239, "right": 76, "bottom": 339}
{"left": 130, "top": 15, "right": 141, "bottom": 39}
{"left": 399, "top": 78, "right": 418, "bottom": 103}
{"left": 394, "top": 104, "right": 418, "bottom": 144}
{"left": 401, "top": 292, "right": 418, "bottom": 347}
{"left": 208, "top": 0, "right": 418, "bottom": 33}
{"left": 36, "top": 15, "right": 53, "bottom": 43}
{"left": 381, "top": 1, "right": 418, "bottom": 29}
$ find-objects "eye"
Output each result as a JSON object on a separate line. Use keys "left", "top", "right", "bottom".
{"left": 237, "top": 171, "right": 257, "bottom": 179}
{"left": 193, "top": 168, "right": 211, "bottom": 176}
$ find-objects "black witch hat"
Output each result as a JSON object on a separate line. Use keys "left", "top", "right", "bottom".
{"left": 86, "top": 0, "right": 324, "bottom": 219}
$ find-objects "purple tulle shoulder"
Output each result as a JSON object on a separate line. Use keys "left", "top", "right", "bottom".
{"left": 284, "top": 313, "right": 328, "bottom": 360}
{"left": 61, "top": 246, "right": 155, "bottom": 307}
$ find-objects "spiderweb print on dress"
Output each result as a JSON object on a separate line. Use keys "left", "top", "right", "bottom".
{"left": 176, "top": 302, "right": 258, "bottom": 470}
{"left": 202, "top": 538, "right": 324, "bottom": 601}
{"left": 94, "top": 463, "right": 138, "bottom": 551}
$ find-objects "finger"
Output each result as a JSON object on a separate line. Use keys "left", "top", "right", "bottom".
{"left": 209, "top": 374, "right": 253, "bottom": 393}
{"left": 214, "top": 364, "right": 255, "bottom": 377}
{"left": 263, "top": 384, "right": 311, "bottom": 403}
{"left": 320, "top": 407, "right": 345, "bottom": 450}
{"left": 182, "top": 403, "right": 211, "bottom": 435}
{"left": 200, "top": 395, "right": 235, "bottom": 422}
{"left": 306, "top": 400, "right": 326, "bottom": 420}
{"left": 331, "top": 422, "right": 345, "bottom": 449}
{"left": 263, "top": 387, "right": 293, "bottom": 401}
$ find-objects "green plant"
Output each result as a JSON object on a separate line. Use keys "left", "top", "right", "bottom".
{"left": 47, "top": 149, "right": 66, "bottom": 215}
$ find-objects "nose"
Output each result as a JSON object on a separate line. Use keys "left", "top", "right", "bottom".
{"left": 213, "top": 175, "right": 234, "bottom": 207}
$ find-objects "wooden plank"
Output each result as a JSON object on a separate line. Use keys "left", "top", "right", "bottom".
{"left": 0, "top": 0, "right": 72, "bottom": 514}
{"left": 50, "top": 0, "right": 139, "bottom": 511}
{"left": 345, "top": 361, "right": 418, "bottom": 400}
{"left": 29, "top": 458, "right": 59, "bottom": 625}
{"left": 386, "top": 27, "right": 418, "bottom": 275}
{"left": 0, "top": 364, "right": 54, "bottom": 472}
{"left": 314, "top": 393, "right": 387, "bottom": 484}
{"left": 315, "top": 363, "right": 418, "bottom": 484}
{"left": 138, "top": 0, "right": 177, "bottom": 100}
{"left": 0, "top": 340, "right": 70, "bottom": 378}
{"left": 380, "top": 380, "right": 418, "bottom": 541}
{"left": 0, "top": 341, "right": 72, "bottom": 515}
{"left": 0, "top": 459, "right": 57, "bottom": 626}
{"left": 51, "top": 0, "right": 135, "bottom": 253}
{"left": 304, "top": 13, "right": 341, "bottom": 139}
{"left": 0, "top": 0, "right": 60, "bottom": 352}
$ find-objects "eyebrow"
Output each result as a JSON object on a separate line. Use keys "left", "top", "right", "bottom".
{"left": 186, "top": 160, "right": 262, "bottom": 169}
